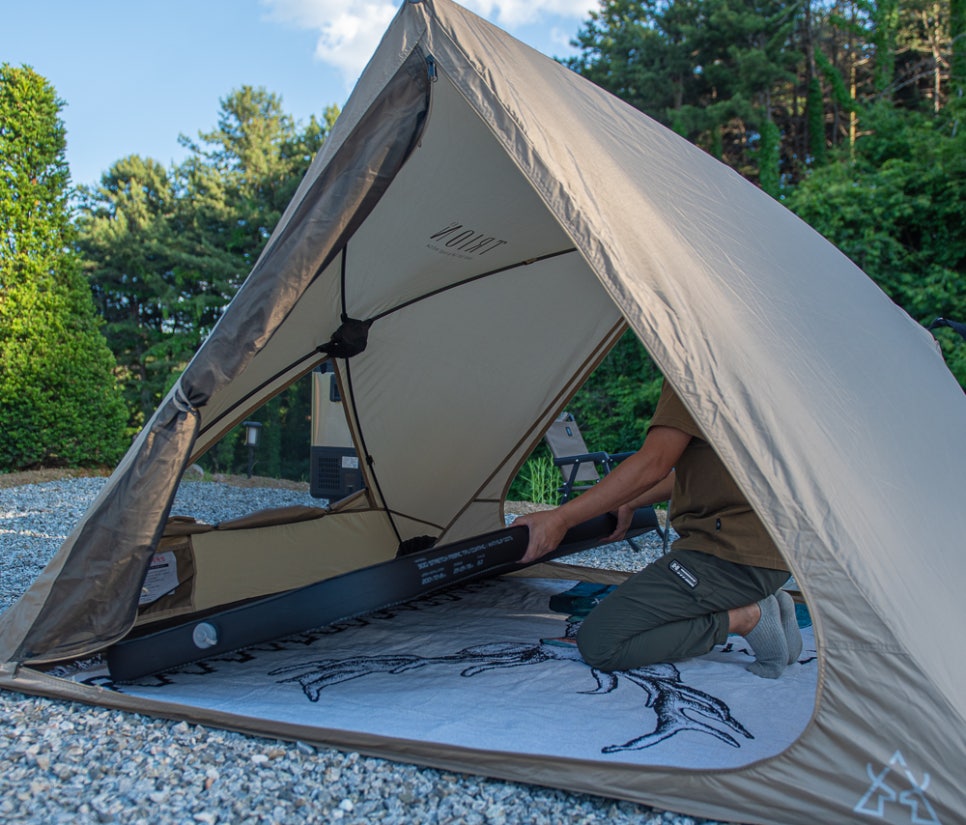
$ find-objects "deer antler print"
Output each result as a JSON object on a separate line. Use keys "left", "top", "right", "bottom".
{"left": 270, "top": 637, "right": 753, "bottom": 753}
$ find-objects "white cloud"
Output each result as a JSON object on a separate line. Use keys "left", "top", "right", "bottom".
{"left": 548, "top": 25, "right": 581, "bottom": 53}
{"left": 462, "top": 0, "right": 593, "bottom": 28}
{"left": 262, "top": 0, "right": 593, "bottom": 82}
{"left": 262, "top": 0, "right": 397, "bottom": 81}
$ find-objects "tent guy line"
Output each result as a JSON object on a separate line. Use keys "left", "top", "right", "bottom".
{"left": 364, "top": 246, "right": 579, "bottom": 325}
{"left": 196, "top": 245, "right": 578, "bottom": 442}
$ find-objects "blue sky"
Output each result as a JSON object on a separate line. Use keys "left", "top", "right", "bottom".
{"left": 2, "top": 0, "right": 596, "bottom": 188}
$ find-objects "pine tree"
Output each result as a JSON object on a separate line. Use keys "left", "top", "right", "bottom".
{"left": 0, "top": 64, "right": 127, "bottom": 469}
{"left": 77, "top": 155, "right": 225, "bottom": 429}
{"left": 954, "top": 0, "right": 966, "bottom": 95}
{"left": 77, "top": 87, "right": 334, "bottom": 478}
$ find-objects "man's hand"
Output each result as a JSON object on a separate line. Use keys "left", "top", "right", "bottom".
{"left": 602, "top": 503, "right": 636, "bottom": 544}
{"left": 514, "top": 508, "right": 571, "bottom": 564}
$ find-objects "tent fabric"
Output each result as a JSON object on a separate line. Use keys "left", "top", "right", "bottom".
{"left": 1, "top": 1, "right": 964, "bottom": 822}
{"left": 0, "top": 393, "right": 201, "bottom": 663}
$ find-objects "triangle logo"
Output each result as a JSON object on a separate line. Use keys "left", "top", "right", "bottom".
{"left": 854, "top": 751, "right": 942, "bottom": 824}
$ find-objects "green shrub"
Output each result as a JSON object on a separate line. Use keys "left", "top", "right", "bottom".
{"left": 0, "top": 64, "right": 128, "bottom": 470}
{"left": 508, "top": 450, "right": 561, "bottom": 505}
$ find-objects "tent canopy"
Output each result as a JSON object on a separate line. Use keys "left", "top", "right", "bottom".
{"left": 2, "top": 2, "right": 964, "bottom": 822}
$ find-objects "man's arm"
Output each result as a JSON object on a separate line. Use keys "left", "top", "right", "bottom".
{"left": 600, "top": 469, "right": 675, "bottom": 543}
{"left": 515, "top": 425, "right": 690, "bottom": 563}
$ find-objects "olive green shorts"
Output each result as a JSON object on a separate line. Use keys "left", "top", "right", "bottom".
{"left": 576, "top": 548, "right": 790, "bottom": 672}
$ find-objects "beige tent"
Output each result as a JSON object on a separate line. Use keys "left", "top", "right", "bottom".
{"left": 1, "top": 1, "right": 964, "bottom": 822}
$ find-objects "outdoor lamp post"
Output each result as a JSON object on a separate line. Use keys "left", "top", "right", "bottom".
{"left": 242, "top": 420, "right": 262, "bottom": 478}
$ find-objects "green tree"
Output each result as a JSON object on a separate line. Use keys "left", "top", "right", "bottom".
{"left": 177, "top": 89, "right": 333, "bottom": 479}
{"left": 77, "top": 89, "right": 335, "bottom": 464}
{"left": 567, "top": 0, "right": 699, "bottom": 121}
{"left": 805, "top": 72, "right": 829, "bottom": 164}
{"left": 179, "top": 87, "right": 335, "bottom": 274}
{"left": 78, "top": 156, "right": 195, "bottom": 429}
{"left": 0, "top": 64, "right": 127, "bottom": 469}
{"left": 567, "top": 331, "right": 665, "bottom": 453}
{"left": 569, "top": 0, "right": 802, "bottom": 185}
{"left": 872, "top": 0, "right": 902, "bottom": 95}
{"left": 676, "top": 0, "right": 802, "bottom": 182}
{"left": 953, "top": 0, "right": 966, "bottom": 93}
{"left": 785, "top": 97, "right": 966, "bottom": 385}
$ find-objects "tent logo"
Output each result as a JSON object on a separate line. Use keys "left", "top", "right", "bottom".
{"left": 854, "top": 751, "right": 941, "bottom": 824}
{"left": 427, "top": 221, "right": 508, "bottom": 259}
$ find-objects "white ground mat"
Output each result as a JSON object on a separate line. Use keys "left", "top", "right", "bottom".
{"left": 66, "top": 577, "right": 817, "bottom": 769}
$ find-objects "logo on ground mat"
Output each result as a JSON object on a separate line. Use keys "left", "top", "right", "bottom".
{"left": 854, "top": 750, "right": 941, "bottom": 824}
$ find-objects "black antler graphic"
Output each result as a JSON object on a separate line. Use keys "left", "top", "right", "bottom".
{"left": 603, "top": 664, "right": 752, "bottom": 751}
{"left": 270, "top": 636, "right": 753, "bottom": 753}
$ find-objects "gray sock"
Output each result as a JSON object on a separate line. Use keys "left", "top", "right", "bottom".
{"left": 745, "top": 595, "right": 788, "bottom": 679}
{"left": 776, "top": 590, "right": 803, "bottom": 665}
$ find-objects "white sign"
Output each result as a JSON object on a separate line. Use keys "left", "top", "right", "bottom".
{"left": 139, "top": 551, "right": 180, "bottom": 606}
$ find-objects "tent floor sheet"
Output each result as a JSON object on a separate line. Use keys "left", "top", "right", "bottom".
{"left": 56, "top": 577, "right": 817, "bottom": 770}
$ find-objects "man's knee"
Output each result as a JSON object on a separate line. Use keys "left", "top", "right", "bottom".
{"left": 576, "top": 619, "right": 631, "bottom": 672}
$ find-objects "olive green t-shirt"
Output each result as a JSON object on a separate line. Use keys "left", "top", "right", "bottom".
{"left": 650, "top": 381, "right": 788, "bottom": 572}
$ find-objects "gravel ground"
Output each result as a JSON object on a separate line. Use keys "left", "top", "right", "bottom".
{"left": 0, "top": 476, "right": 736, "bottom": 825}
